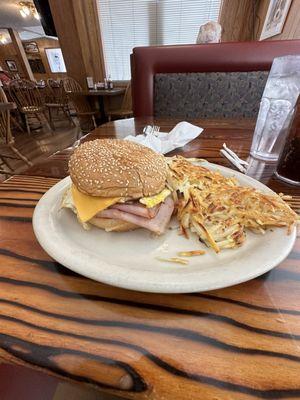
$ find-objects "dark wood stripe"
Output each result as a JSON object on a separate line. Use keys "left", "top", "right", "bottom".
{"left": 1, "top": 285, "right": 300, "bottom": 358}
{"left": 0, "top": 314, "right": 299, "bottom": 399}
{"left": 0, "top": 188, "right": 45, "bottom": 195}
{"left": 1, "top": 278, "right": 298, "bottom": 345}
{"left": 0, "top": 330, "right": 146, "bottom": 393}
{"left": 0, "top": 202, "right": 35, "bottom": 208}
{"left": 0, "top": 248, "right": 78, "bottom": 277}
{"left": 12, "top": 175, "right": 59, "bottom": 183}
{"left": 199, "top": 294, "right": 300, "bottom": 316}
{"left": 0, "top": 216, "right": 32, "bottom": 222}
{"left": 3, "top": 182, "right": 52, "bottom": 188}
{"left": 257, "top": 268, "right": 300, "bottom": 282}
{"left": 0, "top": 197, "right": 40, "bottom": 202}
{"left": 289, "top": 251, "right": 300, "bottom": 260}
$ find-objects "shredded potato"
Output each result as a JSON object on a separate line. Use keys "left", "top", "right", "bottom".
{"left": 156, "top": 257, "right": 189, "bottom": 265}
{"left": 167, "top": 156, "right": 299, "bottom": 253}
{"left": 178, "top": 250, "right": 205, "bottom": 256}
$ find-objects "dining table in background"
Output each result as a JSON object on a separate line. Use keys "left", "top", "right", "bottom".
{"left": 0, "top": 117, "right": 299, "bottom": 400}
{"left": 76, "top": 87, "right": 126, "bottom": 123}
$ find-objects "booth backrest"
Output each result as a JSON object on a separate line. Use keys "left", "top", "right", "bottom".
{"left": 131, "top": 40, "right": 300, "bottom": 117}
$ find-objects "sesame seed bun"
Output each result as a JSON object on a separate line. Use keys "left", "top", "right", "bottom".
{"left": 89, "top": 217, "right": 138, "bottom": 232}
{"left": 69, "top": 139, "right": 167, "bottom": 198}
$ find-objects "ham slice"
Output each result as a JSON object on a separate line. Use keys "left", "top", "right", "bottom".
{"left": 96, "top": 196, "right": 174, "bottom": 235}
{"left": 111, "top": 202, "right": 159, "bottom": 219}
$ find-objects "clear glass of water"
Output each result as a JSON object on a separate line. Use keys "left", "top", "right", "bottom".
{"left": 250, "top": 55, "right": 300, "bottom": 162}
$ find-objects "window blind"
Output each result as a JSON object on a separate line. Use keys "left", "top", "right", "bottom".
{"left": 97, "top": 0, "right": 221, "bottom": 80}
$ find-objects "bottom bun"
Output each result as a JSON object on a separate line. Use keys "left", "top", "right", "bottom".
{"left": 89, "top": 217, "right": 139, "bottom": 232}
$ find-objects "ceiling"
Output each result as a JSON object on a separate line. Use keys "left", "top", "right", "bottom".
{"left": 0, "top": 0, "right": 46, "bottom": 40}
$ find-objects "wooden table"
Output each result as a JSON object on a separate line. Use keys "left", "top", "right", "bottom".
{"left": 77, "top": 88, "right": 126, "bottom": 97}
{"left": 76, "top": 88, "right": 126, "bottom": 123}
{"left": 1, "top": 118, "right": 300, "bottom": 400}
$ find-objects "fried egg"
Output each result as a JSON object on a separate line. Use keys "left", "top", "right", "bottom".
{"left": 139, "top": 188, "right": 171, "bottom": 208}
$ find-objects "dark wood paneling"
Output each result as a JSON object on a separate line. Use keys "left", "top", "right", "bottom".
{"left": 219, "top": 0, "right": 258, "bottom": 41}
{"left": 26, "top": 37, "right": 66, "bottom": 81}
{"left": 255, "top": 0, "right": 300, "bottom": 40}
{"left": 8, "top": 29, "right": 34, "bottom": 81}
{"left": 48, "top": 0, "right": 105, "bottom": 88}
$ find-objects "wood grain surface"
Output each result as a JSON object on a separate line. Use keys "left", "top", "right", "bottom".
{"left": 48, "top": 0, "right": 106, "bottom": 87}
{"left": 219, "top": 0, "right": 256, "bottom": 42}
{"left": 76, "top": 89, "right": 126, "bottom": 96}
{"left": 0, "top": 118, "right": 300, "bottom": 399}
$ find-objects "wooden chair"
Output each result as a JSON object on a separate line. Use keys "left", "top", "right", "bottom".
{"left": 107, "top": 82, "right": 133, "bottom": 121}
{"left": 8, "top": 79, "right": 49, "bottom": 134}
{"left": 62, "top": 77, "right": 97, "bottom": 130}
{"left": 45, "top": 79, "right": 74, "bottom": 127}
{"left": 62, "top": 76, "right": 82, "bottom": 93}
{"left": 3, "top": 90, "right": 25, "bottom": 133}
{"left": 0, "top": 87, "right": 32, "bottom": 174}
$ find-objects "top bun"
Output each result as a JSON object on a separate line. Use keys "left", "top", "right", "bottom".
{"left": 68, "top": 139, "right": 167, "bottom": 198}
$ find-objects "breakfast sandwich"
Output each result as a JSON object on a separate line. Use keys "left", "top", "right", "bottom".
{"left": 61, "top": 139, "right": 174, "bottom": 234}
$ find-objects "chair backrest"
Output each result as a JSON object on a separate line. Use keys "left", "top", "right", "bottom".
{"left": 121, "top": 82, "right": 132, "bottom": 111}
{"left": 47, "top": 78, "right": 60, "bottom": 88}
{"left": 68, "top": 93, "right": 93, "bottom": 114}
{"left": 8, "top": 79, "right": 44, "bottom": 110}
{"left": 62, "top": 77, "right": 82, "bottom": 93}
{"left": 0, "top": 87, "right": 13, "bottom": 145}
{"left": 131, "top": 40, "right": 300, "bottom": 117}
{"left": 46, "top": 79, "right": 68, "bottom": 105}
{"left": 62, "top": 77, "right": 92, "bottom": 114}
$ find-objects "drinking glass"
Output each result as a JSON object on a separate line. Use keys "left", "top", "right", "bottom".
{"left": 250, "top": 55, "right": 300, "bottom": 162}
{"left": 275, "top": 104, "right": 300, "bottom": 186}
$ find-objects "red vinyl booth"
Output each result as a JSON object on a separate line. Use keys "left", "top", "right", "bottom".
{"left": 131, "top": 40, "right": 300, "bottom": 117}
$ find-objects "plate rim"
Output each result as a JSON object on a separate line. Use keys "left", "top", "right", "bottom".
{"left": 33, "top": 163, "right": 297, "bottom": 293}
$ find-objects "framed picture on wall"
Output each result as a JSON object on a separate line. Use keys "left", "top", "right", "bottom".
{"left": 23, "top": 41, "right": 39, "bottom": 53}
{"left": 45, "top": 48, "right": 67, "bottom": 73}
{"left": 259, "top": 0, "right": 292, "bottom": 40}
{"left": 5, "top": 60, "right": 18, "bottom": 72}
{"left": 28, "top": 58, "right": 46, "bottom": 74}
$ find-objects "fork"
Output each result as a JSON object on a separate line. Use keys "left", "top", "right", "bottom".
{"left": 143, "top": 125, "right": 160, "bottom": 136}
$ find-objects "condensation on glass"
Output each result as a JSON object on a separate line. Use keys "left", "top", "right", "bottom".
{"left": 250, "top": 55, "right": 300, "bottom": 162}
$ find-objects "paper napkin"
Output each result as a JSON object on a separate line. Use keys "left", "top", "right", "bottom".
{"left": 125, "top": 121, "right": 203, "bottom": 154}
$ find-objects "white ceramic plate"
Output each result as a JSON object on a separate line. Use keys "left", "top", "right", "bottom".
{"left": 33, "top": 163, "right": 296, "bottom": 293}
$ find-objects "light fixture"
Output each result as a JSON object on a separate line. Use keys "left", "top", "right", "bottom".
{"left": 18, "top": 2, "right": 40, "bottom": 20}
{"left": 20, "top": 9, "right": 27, "bottom": 18}
{"left": 0, "top": 34, "right": 7, "bottom": 45}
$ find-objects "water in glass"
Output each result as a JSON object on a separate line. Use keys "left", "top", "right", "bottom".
{"left": 250, "top": 56, "right": 300, "bottom": 161}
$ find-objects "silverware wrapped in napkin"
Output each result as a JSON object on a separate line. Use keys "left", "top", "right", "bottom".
{"left": 125, "top": 122, "right": 203, "bottom": 154}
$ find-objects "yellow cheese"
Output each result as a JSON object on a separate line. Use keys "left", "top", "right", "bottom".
{"left": 71, "top": 185, "right": 120, "bottom": 222}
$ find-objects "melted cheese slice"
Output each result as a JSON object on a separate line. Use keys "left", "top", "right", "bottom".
{"left": 71, "top": 185, "right": 120, "bottom": 222}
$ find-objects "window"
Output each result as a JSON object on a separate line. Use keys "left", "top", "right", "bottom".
{"left": 97, "top": 0, "right": 221, "bottom": 80}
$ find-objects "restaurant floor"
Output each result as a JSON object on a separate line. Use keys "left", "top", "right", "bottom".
{"left": 0, "top": 118, "right": 81, "bottom": 181}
